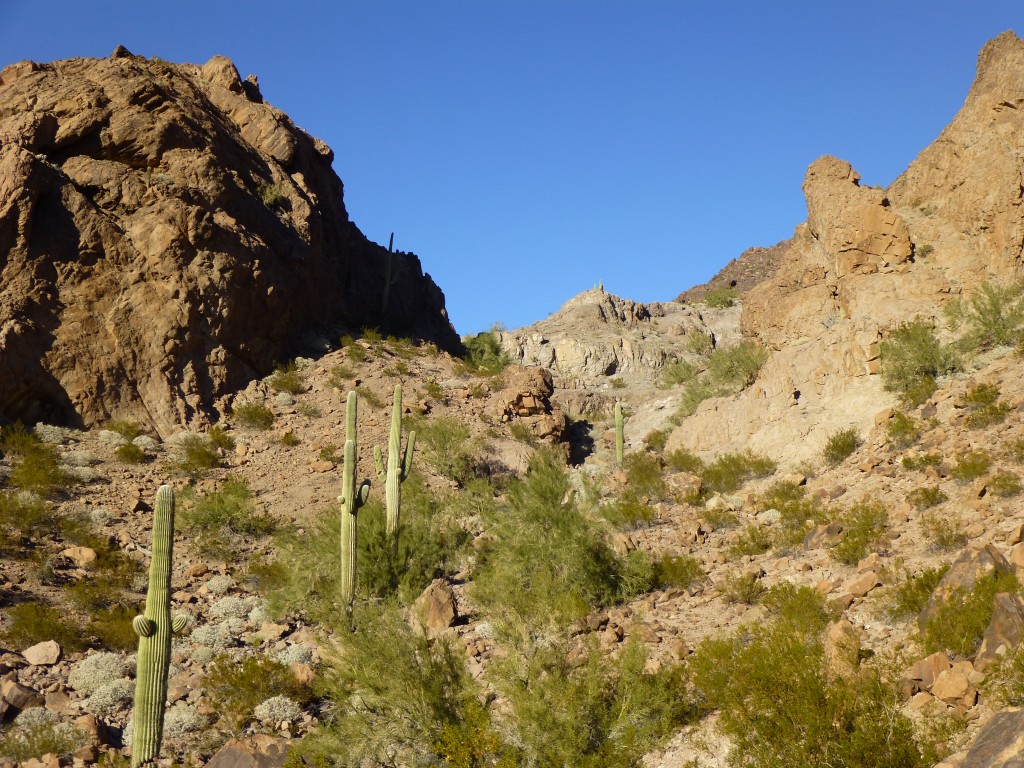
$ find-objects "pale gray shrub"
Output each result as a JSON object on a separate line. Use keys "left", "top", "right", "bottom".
{"left": 83, "top": 679, "right": 134, "bottom": 717}
{"left": 209, "top": 596, "right": 249, "bottom": 620}
{"left": 253, "top": 695, "right": 303, "bottom": 723}
{"left": 205, "top": 574, "right": 234, "bottom": 594}
{"left": 69, "top": 652, "right": 133, "bottom": 694}
{"left": 275, "top": 644, "right": 313, "bottom": 666}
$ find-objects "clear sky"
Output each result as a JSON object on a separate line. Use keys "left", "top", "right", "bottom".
{"left": 1, "top": 2, "right": 1022, "bottom": 335}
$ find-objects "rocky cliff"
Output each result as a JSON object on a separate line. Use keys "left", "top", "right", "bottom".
{"left": 0, "top": 47, "right": 458, "bottom": 434}
{"left": 666, "top": 30, "right": 1024, "bottom": 464}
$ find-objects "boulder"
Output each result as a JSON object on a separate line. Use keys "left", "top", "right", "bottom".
{"left": 412, "top": 579, "right": 458, "bottom": 639}
{"left": 919, "top": 544, "right": 1013, "bottom": 633}
{"left": 206, "top": 735, "right": 292, "bottom": 768}
{"left": 21, "top": 640, "right": 61, "bottom": 666}
{"left": 977, "top": 593, "right": 1024, "bottom": 671}
{"left": 956, "top": 707, "right": 1024, "bottom": 767}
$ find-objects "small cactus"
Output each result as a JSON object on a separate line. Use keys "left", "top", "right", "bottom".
{"left": 132, "top": 485, "right": 189, "bottom": 767}
{"left": 615, "top": 401, "right": 624, "bottom": 466}
{"left": 339, "top": 391, "right": 370, "bottom": 609}
{"left": 374, "top": 384, "right": 416, "bottom": 552}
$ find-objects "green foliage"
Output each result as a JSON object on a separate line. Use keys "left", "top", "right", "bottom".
{"left": 208, "top": 426, "right": 235, "bottom": 452}
{"left": 0, "top": 709, "right": 88, "bottom": 762}
{"left": 959, "top": 382, "right": 1010, "bottom": 428}
{"left": 326, "top": 363, "right": 355, "bottom": 390}
{"left": 494, "top": 639, "right": 691, "bottom": 768}
{"left": 718, "top": 571, "right": 765, "bottom": 604}
{"left": 831, "top": 501, "right": 888, "bottom": 566}
{"left": 906, "top": 486, "right": 947, "bottom": 511}
{"left": 672, "top": 378, "right": 717, "bottom": 420}
{"left": 729, "top": 523, "right": 774, "bottom": 558}
{"left": 923, "top": 571, "right": 1019, "bottom": 656}
{"left": 920, "top": 510, "right": 966, "bottom": 552}
{"left": 107, "top": 419, "right": 144, "bottom": 440}
{"left": 950, "top": 450, "right": 991, "bottom": 484}
{"left": 758, "top": 481, "right": 827, "bottom": 549}
{"left": 887, "top": 412, "right": 921, "bottom": 450}
{"left": 461, "top": 325, "right": 511, "bottom": 374}
{"left": 88, "top": 604, "right": 141, "bottom": 652}
{"left": 472, "top": 451, "right": 622, "bottom": 641}
{"left": 416, "top": 416, "right": 475, "bottom": 484}
{"left": 990, "top": 471, "right": 1023, "bottom": 497}
{"left": 424, "top": 378, "right": 446, "bottom": 401}
{"left": 268, "top": 362, "right": 305, "bottom": 394}
{"left": 0, "top": 490, "right": 54, "bottom": 556}
{"left": 1, "top": 601, "right": 89, "bottom": 652}
{"left": 700, "top": 450, "right": 776, "bottom": 497}
{"left": 115, "top": 442, "right": 148, "bottom": 464}
{"left": 509, "top": 421, "right": 537, "bottom": 445}
{"left": 278, "top": 430, "right": 300, "bottom": 447}
{"left": 205, "top": 653, "right": 312, "bottom": 734}
{"left": 916, "top": 243, "right": 934, "bottom": 258}
{"left": 691, "top": 585, "right": 929, "bottom": 768}
{"left": 959, "top": 281, "right": 1024, "bottom": 351}
{"left": 0, "top": 425, "right": 72, "bottom": 497}
{"left": 884, "top": 566, "right": 950, "bottom": 620}
{"left": 879, "top": 319, "right": 959, "bottom": 406}
{"left": 1006, "top": 438, "right": 1024, "bottom": 464}
{"left": 653, "top": 553, "right": 705, "bottom": 590}
{"left": 665, "top": 448, "right": 704, "bottom": 474}
{"left": 901, "top": 452, "right": 943, "bottom": 471}
{"left": 644, "top": 429, "right": 668, "bottom": 453}
{"left": 355, "top": 385, "right": 384, "bottom": 409}
{"left": 174, "top": 434, "right": 222, "bottom": 478}
{"left": 687, "top": 330, "right": 714, "bottom": 356}
{"left": 661, "top": 359, "right": 699, "bottom": 388}
{"left": 704, "top": 285, "right": 740, "bottom": 308}
{"left": 258, "top": 181, "right": 285, "bottom": 207}
{"left": 299, "top": 604, "right": 490, "bottom": 767}
{"left": 179, "top": 477, "right": 275, "bottom": 555}
{"left": 707, "top": 340, "right": 770, "bottom": 390}
{"left": 318, "top": 443, "right": 340, "bottom": 464}
{"left": 823, "top": 427, "right": 862, "bottom": 465}
{"left": 232, "top": 401, "right": 275, "bottom": 430}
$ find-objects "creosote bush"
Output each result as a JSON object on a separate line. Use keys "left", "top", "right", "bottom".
{"left": 1, "top": 601, "right": 90, "bottom": 652}
{"left": 268, "top": 362, "right": 305, "bottom": 394}
{"left": 823, "top": 427, "right": 861, "bottom": 465}
{"left": 922, "top": 571, "right": 1019, "bottom": 656}
{"left": 0, "top": 708, "right": 88, "bottom": 762}
{"left": 906, "top": 486, "right": 947, "bottom": 511}
{"left": 699, "top": 450, "right": 776, "bottom": 498}
{"left": 703, "top": 285, "right": 739, "bottom": 308}
{"left": 232, "top": 401, "right": 275, "bottom": 430}
{"left": 887, "top": 411, "right": 921, "bottom": 450}
{"left": 955, "top": 281, "right": 1024, "bottom": 352}
{"left": 461, "top": 324, "right": 511, "bottom": 375}
{"left": 179, "top": 477, "right": 275, "bottom": 555}
{"left": 920, "top": 510, "right": 966, "bottom": 552}
{"left": 692, "top": 583, "right": 932, "bottom": 768}
{"left": 205, "top": 653, "right": 313, "bottom": 734}
{"left": 831, "top": 501, "right": 888, "bottom": 565}
{"left": 114, "top": 442, "right": 147, "bottom": 464}
{"left": 950, "top": 450, "right": 991, "bottom": 484}
{"left": 879, "top": 319, "right": 958, "bottom": 406}
{"left": 174, "top": 433, "right": 222, "bottom": 478}
{"left": 884, "top": 566, "right": 950, "bottom": 620}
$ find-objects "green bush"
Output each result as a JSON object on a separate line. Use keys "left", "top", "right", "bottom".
{"left": 174, "top": 433, "right": 222, "bottom": 477}
{"left": 268, "top": 362, "right": 305, "bottom": 394}
{"left": 205, "top": 653, "right": 312, "bottom": 734}
{"left": 653, "top": 553, "right": 705, "bottom": 590}
{"left": 687, "top": 330, "right": 714, "bottom": 356}
{"left": 729, "top": 523, "right": 774, "bottom": 558}
{"left": 879, "top": 319, "right": 959, "bottom": 406}
{"left": 831, "top": 501, "right": 888, "bottom": 566}
{"left": 0, "top": 709, "right": 88, "bottom": 762}
{"left": 707, "top": 340, "right": 770, "bottom": 390}
{"left": 887, "top": 412, "right": 921, "bottom": 450}
{"left": 106, "top": 419, "right": 144, "bottom": 440}
{"left": 901, "top": 452, "right": 943, "bottom": 471}
{"left": 114, "top": 442, "right": 147, "bottom": 464}
{"left": 673, "top": 378, "right": 717, "bottom": 420}
{"left": 758, "top": 481, "right": 827, "bottom": 549}
{"left": 884, "top": 566, "right": 949, "bottom": 620}
{"left": 700, "top": 450, "right": 776, "bottom": 497}
{"left": 704, "top": 285, "right": 740, "bottom": 308}
{"left": 665, "top": 448, "right": 705, "bottom": 474}
{"left": 823, "top": 427, "right": 861, "bottom": 465}
{"left": 461, "top": 325, "right": 511, "bottom": 375}
{"left": 718, "top": 571, "right": 765, "bottom": 604}
{"left": 179, "top": 477, "right": 275, "bottom": 555}
{"left": 661, "top": 359, "right": 700, "bottom": 388}
{"left": 416, "top": 416, "right": 475, "bottom": 484}
{"left": 959, "top": 281, "right": 1024, "bottom": 351}
{"left": 923, "top": 571, "right": 1019, "bottom": 656}
{"left": 691, "top": 585, "right": 930, "bottom": 768}
{"left": 960, "top": 382, "right": 1011, "bottom": 428}
{"left": 906, "top": 486, "right": 947, "bottom": 511}
{"left": 472, "top": 451, "right": 622, "bottom": 641}
{"left": 232, "top": 401, "right": 275, "bottom": 430}
{"left": 920, "top": 510, "right": 967, "bottom": 552}
{"left": 950, "top": 450, "right": 991, "bottom": 484}
{"left": 1, "top": 601, "right": 89, "bottom": 652}
{"left": 644, "top": 429, "right": 668, "bottom": 453}
{"left": 0, "top": 426, "right": 73, "bottom": 498}
{"left": 208, "top": 425, "right": 236, "bottom": 452}
{"left": 0, "top": 491, "right": 54, "bottom": 556}
{"left": 990, "top": 471, "right": 1023, "bottom": 497}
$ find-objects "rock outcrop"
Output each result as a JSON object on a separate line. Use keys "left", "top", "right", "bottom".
{"left": 0, "top": 49, "right": 457, "bottom": 433}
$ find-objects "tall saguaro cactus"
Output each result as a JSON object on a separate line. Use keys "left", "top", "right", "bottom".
{"left": 614, "top": 401, "right": 624, "bottom": 467}
{"left": 340, "top": 391, "right": 370, "bottom": 609}
{"left": 374, "top": 384, "right": 416, "bottom": 551}
{"left": 132, "top": 485, "right": 189, "bottom": 767}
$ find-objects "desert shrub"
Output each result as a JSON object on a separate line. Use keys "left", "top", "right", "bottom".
{"left": 707, "top": 340, "right": 769, "bottom": 390}
{"left": 0, "top": 708, "right": 88, "bottom": 762}
{"left": 950, "top": 450, "right": 991, "bottom": 484}
{"left": 472, "top": 450, "right": 622, "bottom": 641}
{"left": 494, "top": 639, "right": 691, "bottom": 768}
{"left": 268, "top": 362, "right": 305, "bottom": 394}
{"left": 760, "top": 481, "right": 827, "bottom": 549}
{"left": 661, "top": 359, "right": 700, "bottom": 388}
{"left": 4, "top": 439, "right": 72, "bottom": 498}
{"left": 887, "top": 411, "right": 921, "bottom": 450}
{"left": 278, "top": 430, "right": 300, "bottom": 447}
{"left": 960, "top": 382, "right": 1011, "bottom": 428}
{"left": 879, "top": 319, "right": 959, "bottom": 406}
{"left": 1006, "top": 438, "right": 1024, "bottom": 464}
{"left": 509, "top": 421, "right": 538, "bottom": 445}
{"left": 700, "top": 450, "right": 776, "bottom": 497}
{"left": 691, "top": 584, "right": 929, "bottom": 768}
{"left": 173, "top": 433, "right": 222, "bottom": 477}
{"left": 0, "top": 491, "right": 55, "bottom": 556}
{"left": 297, "top": 402, "right": 322, "bottom": 419}
{"left": 297, "top": 603, "right": 498, "bottom": 767}
{"left": 990, "top": 471, "right": 1023, "bottom": 497}
{"left": 461, "top": 325, "right": 510, "bottom": 374}
{"left": 700, "top": 506, "right": 739, "bottom": 531}
{"left": 831, "top": 501, "right": 888, "bottom": 566}
{"left": 206, "top": 425, "right": 235, "bottom": 452}
{"left": 253, "top": 695, "right": 303, "bottom": 724}
{"left": 687, "top": 330, "right": 714, "bottom": 356}
{"left": 643, "top": 429, "right": 668, "bottom": 454}
{"left": 884, "top": 566, "right": 950, "bottom": 620}
{"left": 959, "top": 281, "right": 1024, "bottom": 351}
{"left": 232, "top": 401, "right": 275, "bottom": 430}
{"left": 920, "top": 510, "right": 967, "bottom": 552}
{"left": 823, "top": 427, "right": 861, "bottom": 465}
{"left": 355, "top": 385, "right": 384, "bottom": 409}
{"left": 179, "top": 477, "right": 275, "bottom": 555}
{"left": 917, "top": 243, "right": 935, "bottom": 258}
{"left": 923, "top": 571, "right": 1019, "bottom": 656}
{"left": 258, "top": 181, "right": 285, "bottom": 207}
{"left": 1, "top": 601, "right": 89, "bottom": 652}
{"left": 88, "top": 604, "right": 140, "bottom": 651}
{"left": 901, "top": 452, "right": 943, "bottom": 471}
{"left": 424, "top": 378, "right": 446, "bottom": 401}
{"left": 106, "top": 419, "right": 143, "bottom": 440}
{"left": 729, "top": 523, "right": 774, "bottom": 558}
{"left": 417, "top": 416, "right": 475, "bottom": 484}
{"left": 704, "top": 285, "right": 739, "bottom": 308}
{"left": 673, "top": 378, "right": 718, "bottom": 420}
{"left": 318, "top": 443, "right": 340, "bottom": 465}
{"left": 665, "top": 448, "right": 704, "bottom": 474}
{"left": 205, "top": 653, "right": 313, "bottom": 733}
{"left": 601, "top": 495, "right": 656, "bottom": 529}
{"left": 718, "top": 571, "right": 765, "bottom": 604}
{"left": 653, "top": 554, "right": 705, "bottom": 590}
{"left": 906, "top": 486, "right": 947, "bottom": 511}
{"left": 84, "top": 678, "right": 135, "bottom": 718}
{"left": 114, "top": 442, "right": 147, "bottom": 464}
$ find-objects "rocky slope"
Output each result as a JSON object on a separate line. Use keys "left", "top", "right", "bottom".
{"left": 0, "top": 48, "right": 457, "bottom": 436}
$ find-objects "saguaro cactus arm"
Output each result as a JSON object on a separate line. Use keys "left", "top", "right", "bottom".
{"left": 614, "top": 401, "right": 624, "bottom": 467}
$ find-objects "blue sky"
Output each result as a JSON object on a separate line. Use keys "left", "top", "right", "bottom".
{"left": 1, "top": 2, "right": 1021, "bottom": 334}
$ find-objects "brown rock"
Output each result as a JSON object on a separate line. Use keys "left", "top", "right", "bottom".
{"left": 411, "top": 579, "right": 458, "bottom": 638}
{"left": 977, "top": 593, "right": 1024, "bottom": 671}
{"left": 920, "top": 543, "right": 1013, "bottom": 633}
{"left": 910, "top": 651, "right": 952, "bottom": 689}
{"left": 844, "top": 570, "right": 881, "bottom": 598}
{"left": 957, "top": 706, "right": 1024, "bottom": 767}
{"left": 803, "top": 522, "right": 844, "bottom": 550}
{"left": 823, "top": 618, "right": 863, "bottom": 680}
{"left": 206, "top": 735, "right": 292, "bottom": 768}
{"left": 0, "top": 53, "right": 457, "bottom": 431}
{"left": 932, "top": 661, "right": 977, "bottom": 707}
{"left": 22, "top": 640, "right": 61, "bottom": 666}
{"left": 60, "top": 546, "right": 97, "bottom": 566}
{"left": 1, "top": 678, "right": 43, "bottom": 709}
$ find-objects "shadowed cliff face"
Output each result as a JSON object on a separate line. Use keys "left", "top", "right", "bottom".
{"left": 0, "top": 48, "right": 458, "bottom": 433}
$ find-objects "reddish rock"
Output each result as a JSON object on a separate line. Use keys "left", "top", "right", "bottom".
{"left": 977, "top": 593, "right": 1024, "bottom": 671}
{"left": 206, "top": 735, "right": 292, "bottom": 768}
{"left": 412, "top": 579, "right": 458, "bottom": 639}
